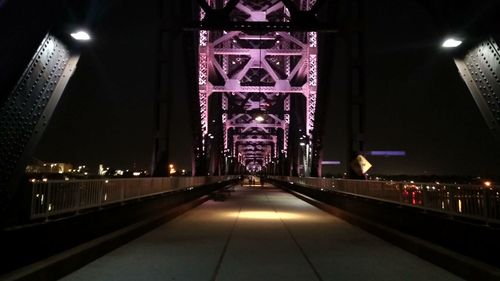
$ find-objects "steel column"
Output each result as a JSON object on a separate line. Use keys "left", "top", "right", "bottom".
{"left": 0, "top": 33, "right": 80, "bottom": 215}
{"left": 454, "top": 37, "right": 500, "bottom": 139}
{"left": 345, "top": 0, "right": 366, "bottom": 179}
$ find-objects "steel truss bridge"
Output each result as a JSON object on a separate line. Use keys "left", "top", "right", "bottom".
{"left": 1, "top": 0, "right": 500, "bottom": 279}
{"left": 197, "top": 0, "right": 318, "bottom": 176}
{"left": 0, "top": 0, "right": 498, "bottom": 224}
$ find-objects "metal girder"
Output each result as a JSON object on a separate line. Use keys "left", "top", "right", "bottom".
{"left": 455, "top": 37, "right": 500, "bottom": 138}
{"left": 212, "top": 85, "right": 304, "bottom": 93}
{"left": 213, "top": 48, "right": 304, "bottom": 56}
{"left": 192, "top": 21, "right": 335, "bottom": 32}
{"left": 228, "top": 122, "right": 285, "bottom": 129}
{"left": 197, "top": 0, "right": 319, "bottom": 173}
{"left": 235, "top": 138, "right": 277, "bottom": 143}
{"left": 0, "top": 33, "right": 80, "bottom": 213}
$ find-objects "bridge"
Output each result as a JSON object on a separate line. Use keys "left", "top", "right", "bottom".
{"left": 1, "top": 0, "right": 500, "bottom": 280}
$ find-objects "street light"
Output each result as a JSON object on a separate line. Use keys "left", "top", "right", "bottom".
{"left": 442, "top": 38, "right": 462, "bottom": 48}
{"left": 70, "top": 30, "right": 91, "bottom": 41}
{"left": 169, "top": 164, "right": 176, "bottom": 175}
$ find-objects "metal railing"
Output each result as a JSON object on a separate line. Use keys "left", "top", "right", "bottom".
{"left": 30, "top": 176, "right": 238, "bottom": 219}
{"left": 270, "top": 176, "right": 500, "bottom": 223}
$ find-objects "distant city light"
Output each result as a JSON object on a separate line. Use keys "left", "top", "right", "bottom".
{"left": 484, "top": 181, "right": 492, "bottom": 187}
{"left": 70, "top": 30, "right": 91, "bottom": 41}
{"left": 442, "top": 38, "right": 462, "bottom": 48}
{"left": 299, "top": 142, "right": 306, "bottom": 146}
{"left": 133, "top": 172, "right": 141, "bottom": 176}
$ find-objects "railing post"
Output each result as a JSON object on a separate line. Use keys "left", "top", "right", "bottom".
{"left": 483, "top": 188, "right": 490, "bottom": 225}
{"left": 449, "top": 187, "right": 456, "bottom": 216}
{"left": 120, "top": 181, "right": 125, "bottom": 205}
{"left": 398, "top": 183, "right": 403, "bottom": 205}
{"left": 30, "top": 183, "right": 36, "bottom": 220}
{"left": 99, "top": 181, "right": 104, "bottom": 210}
{"left": 422, "top": 186, "right": 428, "bottom": 209}
{"left": 75, "top": 183, "right": 81, "bottom": 214}
{"left": 45, "top": 183, "right": 51, "bottom": 222}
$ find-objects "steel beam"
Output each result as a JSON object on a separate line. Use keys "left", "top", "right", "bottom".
{"left": 196, "top": 0, "right": 320, "bottom": 172}
{"left": 190, "top": 21, "right": 336, "bottom": 32}
{"left": 346, "top": 0, "right": 366, "bottom": 179}
{"left": 0, "top": 33, "right": 80, "bottom": 214}
{"left": 455, "top": 37, "right": 500, "bottom": 139}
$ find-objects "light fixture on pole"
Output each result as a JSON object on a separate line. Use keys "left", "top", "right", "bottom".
{"left": 442, "top": 37, "right": 462, "bottom": 48}
{"left": 70, "top": 30, "right": 91, "bottom": 41}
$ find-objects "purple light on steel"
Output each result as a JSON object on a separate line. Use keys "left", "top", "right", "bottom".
{"left": 307, "top": 31, "right": 318, "bottom": 137}
{"left": 197, "top": 0, "right": 319, "bottom": 171}
{"left": 321, "top": 160, "right": 341, "bottom": 165}
{"left": 368, "top": 151, "right": 407, "bottom": 156}
{"left": 198, "top": 5, "right": 210, "bottom": 141}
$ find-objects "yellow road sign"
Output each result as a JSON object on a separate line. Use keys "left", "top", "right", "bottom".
{"left": 350, "top": 155, "right": 372, "bottom": 176}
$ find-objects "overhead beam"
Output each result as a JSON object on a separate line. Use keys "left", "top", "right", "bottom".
{"left": 187, "top": 21, "right": 337, "bottom": 32}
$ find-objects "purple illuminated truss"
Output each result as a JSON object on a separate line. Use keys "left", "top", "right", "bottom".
{"left": 198, "top": 0, "right": 318, "bottom": 172}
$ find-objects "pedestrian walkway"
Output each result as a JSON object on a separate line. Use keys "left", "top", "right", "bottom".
{"left": 60, "top": 184, "right": 463, "bottom": 281}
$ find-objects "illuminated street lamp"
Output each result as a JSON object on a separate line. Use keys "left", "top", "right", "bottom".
{"left": 484, "top": 181, "right": 492, "bottom": 188}
{"left": 255, "top": 115, "right": 264, "bottom": 122}
{"left": 442, "top": 38, "right": 462, "bottom": 48}
{"left": 169, "top": 164, "right": 176, "bottom": 175}
{"left": 70, "top": 30, "right": 91, "bottom": 41}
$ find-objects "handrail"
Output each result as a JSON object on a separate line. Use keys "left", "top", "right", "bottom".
{"left": 270, "top": 176, "right": 500, "bottom": 223}
{"left": 30, "top": 176, "right": 238, "bottom": 220}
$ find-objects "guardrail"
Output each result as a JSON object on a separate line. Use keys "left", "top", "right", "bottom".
{"left": 270, "top": 176, "right": 500, "bottom": 223}
{"left": 31, "top": 176, "right": 238, "bottom": 220}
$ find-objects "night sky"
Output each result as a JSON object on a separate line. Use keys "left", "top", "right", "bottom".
{"left": 8, "top": 0, "right": 498, "bottom": 176}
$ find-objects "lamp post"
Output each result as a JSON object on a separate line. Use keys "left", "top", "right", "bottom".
{"left": 442, "top": 37, "right": 462, "bottom": 48}
{"left": 70, "top": 30, "right": 91, "bottom": 41}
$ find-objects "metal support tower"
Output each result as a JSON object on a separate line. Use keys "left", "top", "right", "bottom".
{"left": 0, "top": 33, "right": 80, "bottom": 217}
{"left": 155, "top": 0, "right": 200, "bottom": 176}
{"left": 345, "top": 0, "right": 366, "bottom": 179}
{"left": 454, "top": 37, "right": 500, "bottom": 139}
{"left": 196, "top": 0, "right": 321, "bottom": 175}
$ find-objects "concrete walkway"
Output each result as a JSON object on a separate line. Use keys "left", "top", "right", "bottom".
{"left": 60, "top": 184, "right": 463, "bottom": 281}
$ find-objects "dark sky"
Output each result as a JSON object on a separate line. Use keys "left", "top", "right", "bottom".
{"left": 322, "top": 1, "right": 500, "bottom": 176}
{"left": 23, "top": 0, "right": 500, "bottom": 176}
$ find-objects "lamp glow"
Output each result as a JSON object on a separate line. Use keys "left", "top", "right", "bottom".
{"left": 442, "top": 38, "right": 462, "bottom": 48}
{"left": 255, "top": 115, "right": 264, "bottom": 122}
{"left": 70, "top": 31, "right": 91, "bottom": 41}
{"left": 231, "top": 211, "right": 303, "bottom": 220}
